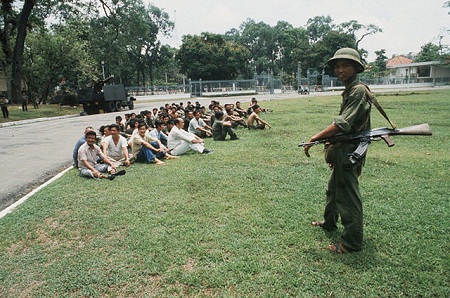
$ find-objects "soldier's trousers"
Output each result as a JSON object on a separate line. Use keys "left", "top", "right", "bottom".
{"left": 323, "top": 144, "right": 364, "bottom": 252}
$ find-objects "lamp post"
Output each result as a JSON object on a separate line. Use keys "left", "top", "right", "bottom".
{"left": 101, "top": 61, "right": 105, "bottom": 80}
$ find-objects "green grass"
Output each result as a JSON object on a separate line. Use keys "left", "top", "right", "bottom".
{"left": 0, "top": 90, "right": 449, "bottom": 297}
{"left": 0, "top": 104, "right": 82, "bottom": 124}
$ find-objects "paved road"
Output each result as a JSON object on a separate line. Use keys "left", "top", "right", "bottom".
{"left": 1, "top": 85, "right": 447, "bottom": 211}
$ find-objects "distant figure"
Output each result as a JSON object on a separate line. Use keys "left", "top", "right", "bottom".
{"left": 0, "top": 95, "right": 9, "bottom": 118}
{"left": 32, "top": 97, "right": 39, "bottom": 109}
{"left": 21, "top": 91, "right": 28, "bottom": 111}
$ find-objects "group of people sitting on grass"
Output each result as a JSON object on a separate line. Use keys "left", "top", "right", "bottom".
{"left": 73, "top": 98, "right": 272, "bottom": 180}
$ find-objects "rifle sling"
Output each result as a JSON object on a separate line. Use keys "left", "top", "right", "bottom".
{"left": 359, "top": 83, "right": 397, "bottom": 129}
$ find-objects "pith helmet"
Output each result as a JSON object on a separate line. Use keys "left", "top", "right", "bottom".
{"left": 327, "top": 48, "right": 364, "bottom": 73}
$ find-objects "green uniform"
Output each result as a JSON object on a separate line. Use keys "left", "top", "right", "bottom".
{"left": 322, "top": 77, "right": 371, "bottom": 252}
{"left": 212, "top": 119, "right": 238, "bottom": 141}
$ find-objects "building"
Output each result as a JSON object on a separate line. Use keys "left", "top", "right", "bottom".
{"left": 386, "top": 56, "right": 450, "bottom": 85}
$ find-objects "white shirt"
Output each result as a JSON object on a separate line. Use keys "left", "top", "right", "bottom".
{"left": 102, "top": 135, "right": 128, "bottom": 160}
{"left": 188, "top": 117, "right": 207, "bottom": 134}
{"left": 168, "top": 126, "right": 196, "bottom": 149}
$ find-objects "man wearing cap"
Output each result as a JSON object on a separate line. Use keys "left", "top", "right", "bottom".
{"left": 304, "top": 47, "right": 371, "bottom": 254}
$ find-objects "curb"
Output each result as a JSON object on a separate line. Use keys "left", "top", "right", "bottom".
{"left": 0, "top": 166, "right": 73, "bottom": 219}
{"left": 0, "top": 114, "right": 80, "bottom": 128}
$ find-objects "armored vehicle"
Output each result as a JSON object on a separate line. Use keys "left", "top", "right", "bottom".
{"left": 77, "top": 76, "right": 135, "bottom": 115}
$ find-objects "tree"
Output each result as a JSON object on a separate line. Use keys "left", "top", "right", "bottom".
{"left": 10, "top": 0, "right": 35, "bottom": 104}
{"left": 414, "top": 42, "right": 441, "bottom": 62}
{"left": 374, "top": 49, "right": 388, "bottom": 72}
{"left": 0, "top": 0, "right": 173, "bottom": 102}
{"left": 366, "top": 49, "right": 388, "bottom": 79}
{"left": 23, "top": 25, "right": 96, "bottom": 104}
{"left": 1, "top": 0, "right": 91, "bottom": 103}
{"left": 176, "top": 33, "right": 250, "bottom": 80}
{"left": 83, "top": 0, "right": 173, "bottom": 87}
{"left": 307, "top": 31, "right": 357, "bottom": 75}
{"left": 225, "top": 19, "right": 309, "bottom": 78}
{"left": 337, "top": 20, "right": 382, "bottom": 49}
{"left": 305, "top": 15, "right": 334, "bottom": 43}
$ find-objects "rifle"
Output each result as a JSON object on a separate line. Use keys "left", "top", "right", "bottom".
{"left": 299, "top": 123, "right": 432, "bottom": 165}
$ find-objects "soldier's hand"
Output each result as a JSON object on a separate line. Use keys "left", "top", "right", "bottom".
{"left": 304, "top": 145, "right": 312, "bottom": 157}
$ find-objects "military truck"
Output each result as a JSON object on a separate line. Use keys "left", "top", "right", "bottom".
{"left": 77, "top": 76, "right": 135, "bottom": 115}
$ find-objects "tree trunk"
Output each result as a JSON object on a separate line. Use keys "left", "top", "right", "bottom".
{"left": 0, "top": 6, "right": 14, "bottom": 101}
{"left": 11, "top": 0, "right": 35, "bottom": 103}
{"left": 39, "top": 83, "right": 51, "bottom": 105}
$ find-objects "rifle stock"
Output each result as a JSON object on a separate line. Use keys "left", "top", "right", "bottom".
{"left": 392, "top": 123, "right": 432, "bottom": 136}
{"left": 299, "top": 123, "right": 432, "bottom": 148}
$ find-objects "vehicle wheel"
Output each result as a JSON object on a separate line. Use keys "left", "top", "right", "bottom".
{"left": 115, "top": 101, "right": 122, "bottom": 111}
{"left": 108, "top": 101, "right": 116, "bottom": 112}
{"left": 128, "top": 101, "right": 134, "bottom": 110}
{"left": 83, "top": 104, "right": 94, "bottom": 115}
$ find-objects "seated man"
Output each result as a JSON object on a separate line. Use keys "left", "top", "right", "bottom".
{"left": 212, "top": 111, "right": 238, "bottom": 141}
{"left": 247, "top": 97, "right": 258, "bottom": 115}
{"left": 183, "top": 110, "right": 194, "bottom": 131}
{"left": 78, "top": 130, "right": 125, "bottom": 180}
{"left": 168, "top": 118, "right": 211, "bottom": 156}
{"left": 98, "top": 125, "right": 111, "bottom": 142}
{"left": 247, "top": 105, "right": 272, "bottom": 130}
{"left": 247, "top": 97, "right": 272, "bottom": 114}
{"left": 234, "top": 101, "right": 247, "bottom": 117}
{"left": 115, "top": 116, "right": 125, "bottom": 132}
{"left": 73, "top": 126, "right": 94, "bottom": 168}
{"left": 131, "top": 123, "right": 170, "bottom": 165}
{"left": 101, "top": 124, "right": 131, "bottom": 167}
{"left": 125, "top": 118, "right": 138, "bottom": 136}
{"left": 149, "top": 119, "right": 169, "bottom": 147}
{"left": 224, "top": 108, "right": 247, "bottom": 128}
{"left": 143, "top": 110, "right": 155, "bottom": 128}
{"left": 188, "top": 110, "right": 212, "bottom": 137}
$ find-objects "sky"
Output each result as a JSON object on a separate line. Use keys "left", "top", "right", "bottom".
{"left": 145, "top": 0, "right": 449, "bottom": 61}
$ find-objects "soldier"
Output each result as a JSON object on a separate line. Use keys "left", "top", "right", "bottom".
{"left": 21, "top": 90, "right": 28, "bottom": 111}
{"left": 304, "top": 48, "right": 371, "bottom": 254}
{"left": 0, "top": 95, "right": 9, "bottom": 118}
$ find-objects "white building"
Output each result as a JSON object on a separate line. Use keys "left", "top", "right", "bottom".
{"left": 386, "top": 58, "right": 450, "bottom": 85}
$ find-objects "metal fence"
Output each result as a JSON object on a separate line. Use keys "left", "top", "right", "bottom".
{"left": 189, "top": 79, "right": 257, "bottom": 97}
{"left": 127, "top": 72, "right": 450, "bottom": 97}
{"left": 126, "top": 85, "right": 187, "bottom": 96}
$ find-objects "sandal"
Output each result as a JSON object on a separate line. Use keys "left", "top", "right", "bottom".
{"left": 328, "top": 243, "right": 350, "bottom": 254}
{"left": 311, "top": 221, "right": 324, "bottom": 227}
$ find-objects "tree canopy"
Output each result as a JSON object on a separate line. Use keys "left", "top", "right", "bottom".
{"left": 0, "top": 0, "right": 174, "bottom": 103}
{"left": 414, "top": 43, "right": 441, "bottom": 62}
{"left": 176, "top": 33, "right": 250, "bottom": 80}
{"left": 4, "top": 3, "right": 447, "bottom": 103}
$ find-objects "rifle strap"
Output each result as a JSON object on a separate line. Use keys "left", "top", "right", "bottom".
{"left": 359, "top": 83, "right": 397, "bottom": 129}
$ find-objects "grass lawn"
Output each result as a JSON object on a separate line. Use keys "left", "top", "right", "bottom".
{"left": 0, "top": 89, "right": 448, "bottom": 297}
{"left": 0, "top": 104, "right": 82, "bottom": 124}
